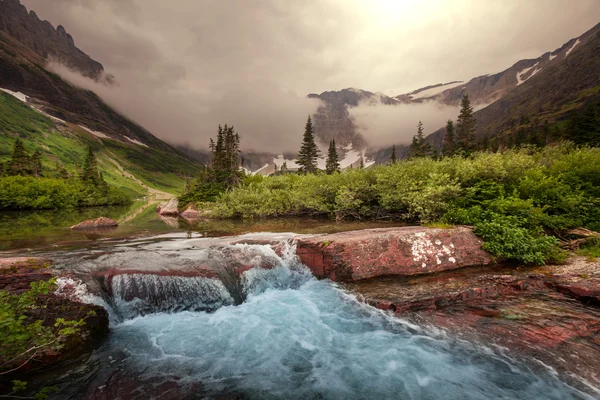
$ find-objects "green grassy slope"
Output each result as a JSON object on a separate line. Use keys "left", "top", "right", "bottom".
{"left": 0, "top": 92, "right": 203, "bottom": 195}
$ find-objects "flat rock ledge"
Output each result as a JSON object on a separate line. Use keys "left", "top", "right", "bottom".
{"left": 295, "top": 226, "right": 492, "bottom": 281}
{"left": 70, "top": 217, "right": 118, "bottom": 230}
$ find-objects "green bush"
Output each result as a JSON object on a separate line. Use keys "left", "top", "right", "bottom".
{"left": 0, "top": 176, "right": 131, "bottom": 210}
{"left": 193, "top": 145, "right": 600, "bottom": 264}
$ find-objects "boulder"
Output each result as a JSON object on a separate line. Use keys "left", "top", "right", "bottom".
{"left": 0, "top": 259, "right": 109, "bottom": 374}
{"left": 157, "top": 198, "right": 179, "bottom": 216}
{"left": 295, "top": 226, "right": 493, "bottom": 281}
{"left": 70, "top": 217, "right": 118, "bottom": 230}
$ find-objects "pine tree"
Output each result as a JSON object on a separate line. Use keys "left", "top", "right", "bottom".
{"left": 359, "top": 157, "right": 364, "bottom": 169}
{"left": 408, "top": 121, "right": 433, "bottom": 158}
{"left": 281, "top": 161, "right": 288, "bottom": 174}
{"left": 30, "top": 150, "right": 42, "bottom": 177}
{"left": 325, "top": 139, "right": 340, "bottom": 174}
{"left": 81, "top": 146, "right": 107, "bottom": 191}
{"left": 455, "top": 94, "right": 477, "bottom": 155}
{"left": 442, "top": 120, "right": 455, "bottom": 157}
{"left": 8, "top": 139, "right": 31, "bottom": 176}
{"left": 390, "top": 145, "right": 396, "bottom": 164}
{"left": 210, "top": 124, "right": 241, "bottom": 187}
{"left": 297, "top": 116, "right": 320, "bottom": 174}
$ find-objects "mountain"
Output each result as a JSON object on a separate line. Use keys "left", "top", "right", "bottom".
{"left": 0, "top": 0, "right": 203, "bottom": 194}
{"left": 312, "top": 21, "right": 600, "bottom": 162}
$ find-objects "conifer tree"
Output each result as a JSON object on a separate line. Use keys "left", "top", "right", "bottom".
{"left": 359, "top": 157, "right": 364, "bottom": 169}
{"left": 390, "top": 145, "right": 396, "bottom": 164}
{"left": 281, "top": 161, "right": 288, "bottom": 174}
{"left": 456, "top": 94, "right": 477, "bottom": 155}
{"left": 442, "top": 120, "right": 455, "bottom": 157}
{"left": 30, "top": 150, "right": 42, "bottom": 177}
{"left": 325, "top": 139, "right": 340, "bottom": 174}
{"left": 8, "top": 139, "right": 31, "bottom": 176}
{"left": 210, "top": 124, "right": 241, "bottom": 187}
{"left": 81, "top": 146, "right": 104, "bottom": 189}
{"left": 408, "top": 121, "right": 433, "bottom": 158}
{"left": 297, "top": 116, "right": 320, "bottom": 174}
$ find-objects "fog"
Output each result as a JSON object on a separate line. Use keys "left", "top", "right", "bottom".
{"left": 349, "top": 100, "right": 459, "bottom": 148}
{"left": 21, "top": 0, "right": 600, "bottom": 152}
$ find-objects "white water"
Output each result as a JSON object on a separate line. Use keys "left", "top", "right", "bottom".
{"left": 51, "top": 235, "right": 593, "bottom": 399}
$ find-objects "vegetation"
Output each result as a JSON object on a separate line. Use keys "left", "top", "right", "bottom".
{"left": 180, "top": 125, "right": 242, "bottom": 204}
{"left": 0, "top": 140, "right": 130, "bottom": 210}
{"left": 456, "top": 93, "right": 477, "bottom": 155}
{"left": 442, "top": 120, "right": 455, "bottom": 157}
{"left": 297, "top": 116, "right": 320, "bottom": 174}
{"left": 390, "top": 145, "right": 396, "bottom": 164}
{"left": 210, "top": 144, "right": 600, "bottom": 265}
{"left": 1, "top": 279, "right": 93, "bottom": 399}
{"left": 409, "top": 121, "right": 434, "bottom": 158}
{"left": 0, "top": 92, "right": 201, "bottom": 195}
{"left": 325, "top": 140, "right": 340, "bottom": 174}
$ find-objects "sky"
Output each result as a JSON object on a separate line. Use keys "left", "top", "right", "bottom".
{"left": 20, "top": 0, "right": 600, "bottom": 152}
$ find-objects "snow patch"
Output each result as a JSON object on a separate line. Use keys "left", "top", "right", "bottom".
{"left": 0, "top": 87, "right": 28, "bottom": 102}
{"left": 80, "top": 125, "right": 109, "bottom": 139}
{"left": 125, "top": 137, "right": 149, "bottom": 148}
{"left": 516, "top": 62, "right": 539, "bottom": 86}
{"left": 409, "top": 81, "right": 465, "bottom": 100}
{"left": 549, "top": 53, "right": 557, "bottom": 61}
{"left": 565, "top": 39, "right": 580, "bottom": 58}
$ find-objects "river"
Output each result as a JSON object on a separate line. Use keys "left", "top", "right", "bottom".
{"left": 0, "top": 201, "right": 596, "bottom": 399}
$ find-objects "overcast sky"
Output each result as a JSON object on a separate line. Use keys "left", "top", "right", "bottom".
{"left": 21, "top": 0, "right": 600, "bottom": 151}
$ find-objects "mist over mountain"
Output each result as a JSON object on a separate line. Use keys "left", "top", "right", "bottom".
{"left": 15, "top": 0, "right": 600, "bottom": 156}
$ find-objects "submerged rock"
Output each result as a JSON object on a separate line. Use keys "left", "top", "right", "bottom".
{"left": 70, "top": 217, "right": 118, "bottom": 230}
{"left": 157, "top": 198, "right": 179, "bottom": 216}
{"left": 295, "top": 226, "right": 492, "bottom": 281}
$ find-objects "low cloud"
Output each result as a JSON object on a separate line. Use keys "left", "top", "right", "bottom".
{"left": 48, "top": 62, "right": 320, "bottom": 153}
{"left": 349, "top": 99, "right": 460, "bottom": 149}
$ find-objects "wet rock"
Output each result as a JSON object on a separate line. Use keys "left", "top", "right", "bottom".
{"left": 157, "top": 198, "right": 179, "bottom": 216}
{"left": 0, "top": 261, "right": 109, "bottom": 375}
{"left": 70, "top": 217, "right": 118, "bottom": 230}
{"left": 295, "top": 226, "right": 492, "bottom": 281}
{"left": 0, "top": 257, "right": 53, "bottom": 293}
{"left": 180, "top": 204, "right": 214, "bottom": 220}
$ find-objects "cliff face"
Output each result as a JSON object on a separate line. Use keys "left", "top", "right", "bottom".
{"left": 0, "top": 0, "right": 104, "bottom": 79}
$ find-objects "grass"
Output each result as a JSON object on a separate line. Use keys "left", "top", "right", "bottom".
{"left": 0, "top": 92, "right": 203, "bottom": 195}
{"left": 576, "top": 238, "right": 600, "bottom": 261}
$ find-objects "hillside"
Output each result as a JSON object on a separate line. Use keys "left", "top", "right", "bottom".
{"left": 0, "top": 0, "right": 204, "bottom": 194}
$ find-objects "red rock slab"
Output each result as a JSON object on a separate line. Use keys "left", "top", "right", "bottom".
{"left": 295, "top": 226, "right": 492, "bottom": 281}
{"left": 70, "top": 217, "right": 118, "bottom": 230}
{"left": 0, "top": 257, "right": 54, "bottom": 293}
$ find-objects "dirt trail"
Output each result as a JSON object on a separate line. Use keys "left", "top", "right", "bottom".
{"left": 104, "top": 155, "right": 173, "bottom": 199}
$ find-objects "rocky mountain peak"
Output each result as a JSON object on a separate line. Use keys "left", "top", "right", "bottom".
{"left": 0, "top": 0, "right": 103, "bottom": 79}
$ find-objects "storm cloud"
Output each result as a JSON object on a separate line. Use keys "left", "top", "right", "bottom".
{"left": 20, "top": 0, "right": 600, "bottom": 151}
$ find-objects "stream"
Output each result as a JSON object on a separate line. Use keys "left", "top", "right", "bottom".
{"left": 1, "top": 202, "right": 597, "bottom": 399}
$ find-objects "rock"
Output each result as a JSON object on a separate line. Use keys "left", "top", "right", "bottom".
{"left": 70, "top": 217, "right": 118, "bottom": 230}
{"left": 157, "top": 198, "right": 179, "bottom": 216}
{"left": 0, "top": 257, "right": 54, "bottom": 293}
{"left": 295, "top": 226, "right": 492, "bottom": 281}
{"left": 0, "top": 261, "right": 109, "bottom": 375}
{"left": 555, "top": 280, "right": 600, "bottom": 305}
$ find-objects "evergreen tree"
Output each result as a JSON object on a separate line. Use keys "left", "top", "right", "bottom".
{"left": 455, "top": 94, "right": 477, "bottom": 155}
{"left": 81, "top": 146, "right": 105, "bottom": 189}
{"left": 30, "top": 150, "right": 42, "bottom": 177}
{"left": 297, "top": 116, "right": 320, "bottom": 174}
{"left": 408, "top": 121, "right": 433, "bottom": 158}
{"left": 210, "top": 124, "right": 242, "bottom": 187}
{"left": 441, "top": 120, "right": 455, "bottom": 157}
{"left": 359, "top": 157, "right": 364, "bottom": 169}
{"left": 281, "top": 161, "right": 288, "bottom": 174}
{"left": 390, "top": 145, "right": 396, "bottom": 164}
{"left": 325, "top": 139, "right": 340, "bottom": 174}
{"left": 8, "top": 139, "right": 31, "bottom": 176}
